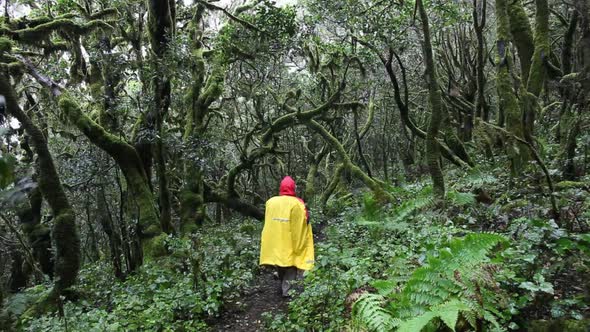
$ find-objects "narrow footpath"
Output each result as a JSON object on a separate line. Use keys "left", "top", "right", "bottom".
{"left": 210, "top": 222, "right": 326, "bottom": 331}
{"left": 210, "top": 269, "right": 289, "bottom": 331}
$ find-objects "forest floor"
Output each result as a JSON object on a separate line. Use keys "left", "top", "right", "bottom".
{"left": 209, "top": 268, "right": 288, "bottom": 331}
{"left": 210, "top": 222, "right": 327, "bottom": 331}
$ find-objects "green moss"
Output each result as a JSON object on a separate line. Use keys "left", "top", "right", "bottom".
{"left": 496, "top": 0, "right": 528, "bottom": 174}
{"left": 52, "top": 210, "right": 80, "bottom": 292}
{"left": 0, "top": 37, "right": 13, "bottom": 54}
{"left": 21, "top": 292, "right": 57, "bottom": 319}
{"left": 26, "top": 223, "right": 50, "bottom": 239}
{"left": 526, "top": 0, "right": 549, "bottom": 96}
{"left": 143, "top": 233, "right": 168, "bottom": 258}
{"left": 555, "top": 181, "right": 587, "bottom": 191}
{"left": 15, "top": 19, "right": 113, "bottom": 43}
{"left": 305, "top": 163, "right": 318, "bottom": 201}
{"left": 507, "top": 0, "right": 534, "bottom": 81}
{"left": 501, "top": 199, "right": 530, "bottom": 212}
{"left": 180, "top": 190, "right": 203, "bottom": 234}
{"left": 528, "top": 319, "right": 590, "bottom": 332}
{"left": 58, "top": 94, "right": 162, "bottom": 242}
{"left": 7, "top": 62, "right": 24, "bottom": 76}
{"left": 560, "top": 72, "right": 579, "bottom": 83}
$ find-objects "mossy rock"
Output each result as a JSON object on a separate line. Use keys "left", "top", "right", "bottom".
{"left": 528, "top": 319, "right": 590, "bottom": 332}
{"left": 143, "top": 233, "right": 168, "bottom": 258}
{"left": 555, "top": 181, "right": 588, "bottom": 191}
{"left": 501, "top": 198, "right": 530, "bottom": 212}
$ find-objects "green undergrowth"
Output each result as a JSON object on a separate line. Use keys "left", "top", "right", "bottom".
{"left": 10, "top": 220, "right": 262, "bottom": 331}
{"left": 265, "top": 167, "right": 590, "bottom": 331}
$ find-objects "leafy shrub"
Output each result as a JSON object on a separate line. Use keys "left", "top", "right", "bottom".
{"left": 19, "top": 221, "right": 263, "bottom": 331}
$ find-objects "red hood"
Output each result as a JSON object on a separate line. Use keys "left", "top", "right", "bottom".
{"left": 279, "top": 176, "right": 296, "bottom": 196}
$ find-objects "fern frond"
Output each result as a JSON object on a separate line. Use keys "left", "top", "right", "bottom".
{"left": 399, "top": 233, "right": 507, "bottom": 315}
{"left": 446, "top": 190, "right": 476, "bottom": 206}
{"left": 353, "top": 293, "right": 398, "bottom": 332}
{"left": 397, "top": 299, "right": 472, "bottom": 332}
{"left": 389, "top": 187, "right": 434, "bottom": 223}
{"left": 356, "top": 233, "right": 509, "bottom": 331}
{"left": 396, "top": 311, "right": 438, "bottom": 332}
{"left": 453, "top": 167, "right": 498, "bottom": 189}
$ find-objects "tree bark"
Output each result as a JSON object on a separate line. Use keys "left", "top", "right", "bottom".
{"left": 97, "top": 185, "right": 124, "bottom": 280}
{"left": 496, "top": 0, "right": 527, "bottom": 175}
{"left": 507, "top": 0, "right": 535, "bottom": 82}
{"left": 418, "top": 0, "right": 445, "bottom": 198}
{"left": 306, "top": 120, "right": 395, "bottom": 203}
{"left": 144, "top": 0, "right": 175, "bottom": 234}
{"left": 18, "top": 185, "right": 53, "bottom": 277}
{"left": 0, "top": 70, "right": 80, "bottom": 294}
{"left": 523, "top": 0, "right": 550, "bottom": 143}
{"left": 473, "top": 0, "right": 488, "bottom": 121}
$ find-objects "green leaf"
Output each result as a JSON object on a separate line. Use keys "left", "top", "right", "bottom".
{"left": 371, "top": 279, "right": 397, "bottom": 296}
{"left": 436, "top": 304, "right": 460, "bottom": 331}
{"left": 537, "top": 282, "right": 554, "bottom": 295}
{"left": 397, "top": 311, "right": 437, "bottom": 332}
{"left": 518, "top": 281, "right": 538, "bottom": 292}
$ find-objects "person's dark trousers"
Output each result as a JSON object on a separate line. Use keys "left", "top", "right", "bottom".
{"left": 276, "top": 266, "right": 303, "bottom": 297}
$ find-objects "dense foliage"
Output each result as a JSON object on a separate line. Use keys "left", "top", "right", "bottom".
{"left": 0, "top": 0, "right": 589, "bottom": 330}
{"left": 266, "top": 167, "right": 590, "bottom": 331}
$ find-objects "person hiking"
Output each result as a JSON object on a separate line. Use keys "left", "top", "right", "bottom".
{"left": 259, "top": 176, "right": 314, "bottom": 297}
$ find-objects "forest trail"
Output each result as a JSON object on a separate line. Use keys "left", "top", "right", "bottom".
{"left": 210, "top": 269, "right": 289, "bottom": 331}
{"left": 210, "top": 222, "right": 326, "bottom": 331}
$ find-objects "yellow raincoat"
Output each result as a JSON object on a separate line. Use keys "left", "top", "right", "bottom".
{"left": 259, "top": 176, "right": 314, "bottom": 271}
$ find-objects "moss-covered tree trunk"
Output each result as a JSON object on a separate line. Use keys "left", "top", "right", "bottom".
{"left": 557, "top": 12, "right": 579, "bottom": 144}
{"left": 143, "top": 0, "right": 175, "bottom": 234}
{"left": 320, "top": 163, "right": 345, "bottom": 207}
{"left": 22, "top": 51, "right": 164, "bottom": 257}
{"left": 304, "top": 147, "right": 328, "bottom": 204}
{"left": 522, "top": 0, "right": 549, "bottom": 143}
{"left": 473, "top": 0, "right": 488, "bottom": 121}
{"left": 507, "top": 0, "right": 535, "bottom": 83}
{"left": 56, "top": 96, "right": 162, "bottom": 244}
{"left": 0, "top": 70, "right": 80, "bottom": 295}
{"left": 418, "top": 0, "right": 445, "bottom": 198}
{"left": 306, "top": 120, "right": 394, "bottom": 203}
{"left": 17, "top": 185, "right": 54, "bottom": 278}
{"left": 562, "top": 0, "right": 590, "bottom": 179}
{"left": 97, "top": 184, "right": 124, "bottom": 280}
{"left": 496, "top": 0, "right": 527, "bottom": 175}
{"left": 180, "top": 4, "right": 227, "bottom": 232}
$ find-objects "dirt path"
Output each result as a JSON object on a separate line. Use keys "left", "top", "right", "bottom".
{"left": 210, "top": 222, "right": 326, "bottom": 332}
{"left": 210, "top": 269, "right": 288, "bottom": 332}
